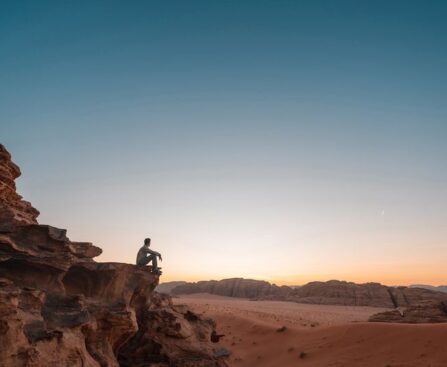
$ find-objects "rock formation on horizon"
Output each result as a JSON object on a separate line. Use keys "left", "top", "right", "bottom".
{"left": 171, "top": 278, "right": 291, "bottom": 299}
{"left": 410, "top": 284, "right": 447, "bottom": 293}
{"left": 170, "top": 278, "right": 447, "bottom": 311}
{"left": 369, "top": 300, "right": 447, "bottom": 323}
{"left": 284, "top": 280, "right": 447, "bottom": 308}
{"left": 0, "top": 144, "right": 228, "bottom": 367}
{"left": 156, "top": 281, "right": 188, "bottom": 294}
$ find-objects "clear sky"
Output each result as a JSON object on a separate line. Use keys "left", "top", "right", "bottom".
{"left": 1, "top": 1, "right": 446, "bottom": 285}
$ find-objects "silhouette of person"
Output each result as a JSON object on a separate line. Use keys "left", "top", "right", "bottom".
{"left": 136, "top": 238, "right": 162, "bottom": 274}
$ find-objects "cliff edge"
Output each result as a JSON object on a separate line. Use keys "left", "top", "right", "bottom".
{"left": 0, "top": 144, "right": 228, "bottom": 367}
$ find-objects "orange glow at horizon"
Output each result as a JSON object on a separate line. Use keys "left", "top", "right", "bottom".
{"left": 64, "top": 218, "right": 447, "bottom": 288}
{"left": 154, "top": 260, "right": 447, "bottom": 287}
{"left": 32, "top": 147, "right": 447, "bottom": 290}
{"left": 159, "top": 273, "right": 447, "bottom": 287}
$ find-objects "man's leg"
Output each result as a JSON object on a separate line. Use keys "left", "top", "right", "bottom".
{"left": 137, "top": 256, "right": 151, "bottom": 266}
{"left": 149, "top": 254, "right": 158, "bottom": 269}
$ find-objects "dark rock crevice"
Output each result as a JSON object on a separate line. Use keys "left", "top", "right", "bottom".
{"left": 386, "top": 287, "right": 398, "bottom": 308}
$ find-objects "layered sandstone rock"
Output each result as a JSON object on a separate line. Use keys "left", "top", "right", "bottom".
{"left": 156, "top": 281, "right": 188, "bottom": 294}
{"left": 410, "top": 284, "right": 447, "bottom": 293}
{"left": 171, "top": 278, "right": 291, "bottom": 299}
{"left": 285, "top": 281, "right": 447, "bottom": 308}
{"left": 369, "top": 300, "right": 447, "bottom": 323}
{"left": 119, "top": 293, "right": 225, "bottom": 367}
{"left": 0, "top": 225, "right": 102, "bottom": 293}
{"left": 282, "top": 280, "right": 394, "bottom": 307}
{"left": 0, "top": 144, "right": 39, "bottom": 230}
{"left": 172, "top": 279, "right": 447, "bottom": 310}
{"left": 0, "top": 145, "right": 228, "bottom": 367}
{"left": 388, "top": 286, "right": 447, "bottom": 308}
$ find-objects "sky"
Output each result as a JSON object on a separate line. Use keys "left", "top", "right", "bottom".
{"left": 1, "top": 0, "right": 446, "bottom": 286}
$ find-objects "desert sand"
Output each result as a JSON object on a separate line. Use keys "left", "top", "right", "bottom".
{"left": 174, "top": 293, "right": 447, "bottom": 367}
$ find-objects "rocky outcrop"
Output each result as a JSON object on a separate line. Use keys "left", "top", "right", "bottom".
{"left": 156, "top": 281, "right": 188, "bottom": 294}
{"left": 369, "top": 301, "right": 447, "bottom": 323}
{"left": 280, "top": 280, "right": 393, "bottom": 307}
{"left": 172, "top": 279, "right": 447, "bottom": 309}
{"left": 119, "top": 293, "right": 226, "bottom": 367}
{"left": 0, "top": 144, "right": 228, "bottom": 367}
{"left": 284, "top": 281, "right": 447, "bottom": 308}
{"left": 410, "top": 284, "right": 447, "bottom": 293}
{"left": 171, "top": 278, "right": 291, "bottom": 299}
{"left": 0, "top": 225, "right": 102, "bottom": 293}
{"left": 0, "top": 144, "right": 39, "bottom": 230}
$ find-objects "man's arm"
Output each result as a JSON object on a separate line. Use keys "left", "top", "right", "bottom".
{"left": 146, "top": 248, "right": 162, "bottom": 259}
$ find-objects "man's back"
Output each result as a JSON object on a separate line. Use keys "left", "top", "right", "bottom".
{"left": 136, "top": 245, "right": 148, "bottom": 265}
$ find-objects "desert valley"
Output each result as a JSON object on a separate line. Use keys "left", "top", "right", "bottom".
{"left": 174, "top": 293, "right": 447, "bottom": 367}
{"left": 158, "top": 278, "right": 447, "bottom": 366}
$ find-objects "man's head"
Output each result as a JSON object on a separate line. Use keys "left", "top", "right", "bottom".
{"left": 144, "top": 238, "right": 151, "bottom": 247}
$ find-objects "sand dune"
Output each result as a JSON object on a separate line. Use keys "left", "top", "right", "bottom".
{"left": 174, "top": 294, "right": 447, "bottom": 367}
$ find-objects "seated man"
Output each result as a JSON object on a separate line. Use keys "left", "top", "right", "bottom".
{"left": 136, "top": 238, "right": 162, "bottom": 274}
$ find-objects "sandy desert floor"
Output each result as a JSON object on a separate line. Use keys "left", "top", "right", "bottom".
{"left": 173, "top": 294, "right": 447, "bottom": 367}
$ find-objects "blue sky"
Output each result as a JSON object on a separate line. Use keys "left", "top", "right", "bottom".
{"left": 1, "top": 1, "right": 446, "bottom": 284}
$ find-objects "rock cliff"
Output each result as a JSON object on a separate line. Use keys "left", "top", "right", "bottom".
{"left": 284, "top": 280, "right": 447, "bottom": 308}
{"left": 171, "top": 278, "right": 291, "bottom": 299}
{"left": 0, "top": 145, "right": 39, "bottom": 230}
{"left": 369, "top": 300, "right": 447, "bottom": 323}
{"left": 171, "top": 279, "right": 447, "bottom": 310}
{"left": 0, "top": 144, "right": 228, "bottom": 367}
{"left": 156, "top": 281, "right": 188, "bottom": 294}
{"left": 410, "top": 284, "right": 447, "bottom": 293}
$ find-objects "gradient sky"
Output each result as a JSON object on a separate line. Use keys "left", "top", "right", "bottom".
{"left": 1, "top": 1, "right": 446, "bottom": 285}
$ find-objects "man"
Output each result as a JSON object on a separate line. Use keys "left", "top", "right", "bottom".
{"left": 136, "top": 238, "right": 162, "bottom": 274}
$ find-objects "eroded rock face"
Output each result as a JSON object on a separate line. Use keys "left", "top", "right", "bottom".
{"left": 0, "top": 278, "right": 98, "bottom": 367}
{"left": 172, "top": 279, "right": 447, "bottom": 310}
{"left": 0, "top": 144, "right": 39, "bottom": 230}
{"left": 286, "top": 281, "right": 396, "bottom": 307}
{"left": 369, "top": 301, "right": 447, "bottom": 323}
{"left": 0, "top": 145, "right": 228, "bottom": 367}
{"left": 171, "top": 278, "right": 291, "bottom": 299}
{"left": 0, "top": 225, "right": 102, "bottom": 293}
{"left": 119, "top": 293, "right": 225, "bottom": 367}
{"left": 285, "top": 281, "right": 447, "bottom": 308}
{"left": 156, "top": 281, "right": 188, "bottom": 294}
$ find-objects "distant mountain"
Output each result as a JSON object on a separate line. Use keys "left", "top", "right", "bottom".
{"left": 171, "top": 278, "right": 447, "bottom": 308}
{"left": 410, "top": 284, "right": 447, "bottom": 293}
{"left": 283, "top": 280, "right": 447, "bottom": 308}
{"left": 171, "top": 278, "right": 291, "bottom": 299}
{"left": 156, "top": 281, "right": 188, "bottom": 294}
